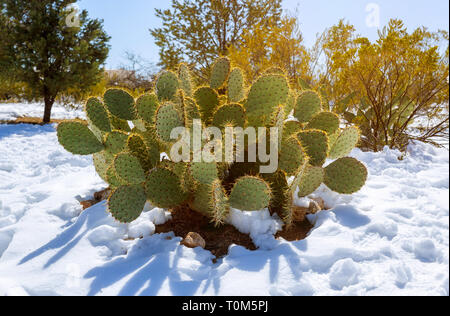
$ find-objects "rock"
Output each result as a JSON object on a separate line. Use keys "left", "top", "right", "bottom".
{"left": 308, "top": 200, "right": 321, "bottom": 214}
{"left": 182, "top": 232, "right": 206, "bottom": 249}
{"left": 292, "top": 206, "right": 308, "bottom": 222}
{"left": 311, "top": 197, "right": 326, "bottom": 210}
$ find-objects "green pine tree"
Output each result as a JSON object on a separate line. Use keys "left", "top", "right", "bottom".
{"left": 0, "top": 0, "right": 110, "bottom": 123}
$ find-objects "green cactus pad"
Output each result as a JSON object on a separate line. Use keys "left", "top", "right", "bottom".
{"left": 93, "top": 151, "right": 114, "bottom": 182}
{"left": 178, "top": 63, "right": 193, "bottom": 97}
{"left": 262, "top": 170, "right": 289, "bottom": 212}
{"left": 246, "top": 74, "right": 289, "bottom": 126}
{"left": 85, "top": 97, "right": 111, "bottom": 132}
{"left": 272, "top": 106, "right": 285, "bottom": 148}
{"left": 110, "top": 116, "right": 131, "bottom": 132}
{"left": 155, "top": 103, "right": 184, "bottom": 143}
{"left": 127, "top": 134, "right": 159, "bottom": 171}
{"left": 324, "top": 157, "right": 368, "bottom": 194}
{"left": 229, "top": 176, "right": 272, "bottom": 211}
{"left": 104, "top": 131, "right": 129, "bottom": 154}
{"left": 228, "top": 68, "right": 245, "bottom": 102}
{"left": 184, "top": 97, "right": 201, "bottom": 128}
{"left": 114, "top": 153, "right": 146, "bottom": 185}
{"left": 156, "top": 71, "right": 179, "bottom": 101}
{"left": 210, "top": 179, "right": 230, "bottom": 226}
{"left": 106, "top": 164, "right": 127, "bottom": 188}
{"left": 294, "top": 90, "right": 322, "bottom": 123}
{"left": 103, "top": 89, "right": 136, "bottom": 121}
{"left": 284, "top": 91, "right": 297, "bottom": 116}
{"left": 306, "top": 111, "right": 340, "bottom": 136}
{"left": 212, "top": 103, "right": 246, "bottom": 129}
{"left": 279, "top": 137, "right": 306, "bottom": 176}
{"left": 283, "top": 121, "right": 303, "bottom": 139}
{"left": 194, "top": 87, "right": 219, "bottom": 124}
{"left": 108, "top": 185, "right": 147, "bottom": 223}
{"left": 145, "top": 168, "right": 188, "bottom": 208}
{"left": 329, "top": 127, "right": 360, "bottom": 160}
{"left": 136, "top": 94, "right": 159, "bottom": 125}
{"left": 57, "top": 121, "right": 104, "bottom": 155}
{"left": 297, "top": 166, "right": 324, "bottom": 197}
{"left": 210, "top": 57, "right": 231, "bottom": 89}
{"left": 191, "top": 162, "right": 218, "bottom": 185}
{"left": 298, "top": 130, "right": 329, "bottom": 167}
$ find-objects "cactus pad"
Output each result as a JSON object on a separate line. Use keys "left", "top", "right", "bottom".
{"left": 85, "top": 97, "right": 111, "bottom": 132}
{"left": 57, "top": 121, "right": 104, "bottom": 155}
{"left": 178, "top": 63, "right": 193, "bottom": 97}
{"left": 279, "top": 137, "right": 306, "bottom": 176}
{"left": 191, "top": 162, "right": 218, "bottom": 185}
{"left": 194, "top": 87, "right": 219, "bottom": 124}
{"left": 136, "top": 94, "right": 159, "bottom": 125}
{"left": 297, "top": 166, "right": 324, "bottom": 197}
{"left": 329, "top": 127, "right": 360, "bottom": 159}
{"left": 156, "top": 71, "right": 179, "bottom": 101}
{"left": 229, "top": 176, "right": 272, "bottom": 211}
{"left": 246, "top": 74, "right": 289, "bottom": 126}
{"left": 298, "top": 130, "right": 329, "bottom": 166}
{"left": 294, "top": 90, "right": 322, "bottom": 123}
{"left": 212, "top": 103, "right": 246, "bottom": 129}
{"left": 155, "top": 103, "right": 184, "bottom": 143}
{"left": 128, "top": 134, "right": 159, "bottom": 171}
{"left": 307, "top": 111, "right": 340, "bottom": 136}
{"left": 145, "top": 168, "right": 188, "bottom": 208}
{"left": 106, "top": 164, "right": 127, "bottom": 188}
{"left": 103, "top": 89, "right": 136, "bottom": 121}
{"left": 324, "top": 157, "right": 368, "bottom": 194}
{"left": 210, "top": 57, "right": 231, "bottom": 89}
{"left": 283, "top": 121, "right": 303, "bottom": 139}
{"left": 108, "top": 185, "right": 147, "bottom": 223}
{"left": 104, "top": 131, "right": 128, "bottom": 154}
{"left": 114, "top": 153, "right": 146, "bottom": 184}
{"left": 228, "top": 68, "right": 245, "bottom": 102}
{"left": 110, "top": 116, "right": 131, "bottom": 132}
{"left": 210, "top": 179, "right": 230, "bottom": 226}
{"left": 93, "top": 151, "right": 114, "bottom": 182}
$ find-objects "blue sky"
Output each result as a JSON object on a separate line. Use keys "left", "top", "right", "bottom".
{"left": 78, "top": 0, "right": 449, "bottom": 69}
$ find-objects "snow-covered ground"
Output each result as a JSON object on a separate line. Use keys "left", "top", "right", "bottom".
{"left": 0, "top": 102, "right": 85, "bottom": 121}
{"left": 0, "top": 121, "right": 448, "bottom": 296}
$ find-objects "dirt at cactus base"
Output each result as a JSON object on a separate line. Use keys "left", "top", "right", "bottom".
{"left": 275, "top": 220, "right": 314, "bottom": 242}
{"left": 155, "top": 206, "right": 257, "bottom": 258}
{"left": 155, "top": 205, "right": 313, "bottom": 258}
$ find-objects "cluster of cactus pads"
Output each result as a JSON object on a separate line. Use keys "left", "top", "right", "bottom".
{"left": 57, "top": 57, "right": 368, "bottom": 227}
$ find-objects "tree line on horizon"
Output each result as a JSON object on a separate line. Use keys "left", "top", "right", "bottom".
{"left": 0, "top": 0, "right": 448, "bottom": 151}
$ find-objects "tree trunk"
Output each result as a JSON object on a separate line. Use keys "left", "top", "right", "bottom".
{"left": 43, "top": 94, "right": 55, "bottom": 124}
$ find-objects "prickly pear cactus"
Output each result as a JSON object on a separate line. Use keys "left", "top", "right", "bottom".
{"left": 57, "top": 57, "right": 368, "bottom": 229}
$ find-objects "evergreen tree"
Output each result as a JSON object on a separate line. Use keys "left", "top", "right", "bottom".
{"left": 0, "top": 0, "right": 110, "bottom": 123}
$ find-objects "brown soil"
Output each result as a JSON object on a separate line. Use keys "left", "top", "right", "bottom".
{"left": 155, "top": 205, "right": 257, "bottom": 259}
{"left": 276, "top": 219, "right": 313, "bottom": 242}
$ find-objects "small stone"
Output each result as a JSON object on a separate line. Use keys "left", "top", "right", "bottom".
{"left": 311, "top": 197, "right": 325, "bottom": 210}
{"left": 308, "top": 200, "right": 321, "bottom": 214}
{"left": 293, "top": 206, "right": 308, "bottom": 222}
{"left": 182, "top": 232, "right": 206, "bottom": 249}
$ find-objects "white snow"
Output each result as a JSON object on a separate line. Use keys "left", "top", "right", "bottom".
{"left": 0, "top": 123, "right": 448, "bottom": 296}
{"left": 0, "top": 102, "right": 84, "bottom": 121}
